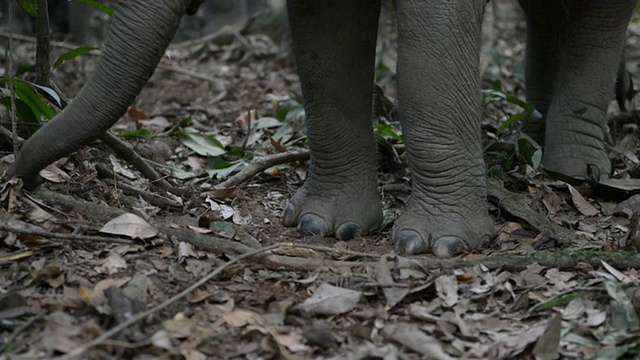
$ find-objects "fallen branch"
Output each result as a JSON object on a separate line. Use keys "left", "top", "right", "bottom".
{"left": 397, "top": 249, "right": 640, "bottom": 271}
{"left": 215, "top": 151, "right": 310, "bottom": 190}
{"left": 25, "top": 187, "right": 640, "bottom": 273}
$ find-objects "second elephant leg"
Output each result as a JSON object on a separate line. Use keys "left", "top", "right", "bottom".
{"left": 520, "top": 0, "right": 635, "bottom": 180}
{"left": 392, "top": 0, "right": 492, "bottom": 257}
{"left": 282, "top": 0, "right": 383, "bottom": 240}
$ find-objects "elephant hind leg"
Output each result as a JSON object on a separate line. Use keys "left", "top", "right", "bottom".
{"left": 520, "top": 0, "right": 635, "bottom": 180}
{"left": 282, "top": 0, "right": 383, "bottom": 240}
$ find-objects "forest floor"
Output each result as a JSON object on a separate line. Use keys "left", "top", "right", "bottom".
{"left": 2, "top": 2, "right": 640, "bottom": 359}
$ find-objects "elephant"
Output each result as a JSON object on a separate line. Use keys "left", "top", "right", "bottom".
{"left": 5, "top": 0, "right": 635, "bottom": 257}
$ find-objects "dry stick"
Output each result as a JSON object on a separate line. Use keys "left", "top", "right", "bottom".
{"left": 0, "top": 221, "right": 135, "bottom": 244}
{"left": 0, "top": 122, "right": 24, "bottom": 145}
{"left": 96, "top": 171, "right": 183, "bottom": 209}
{"left": 97, "top": 132, "right": 175, "bottom": 191}
{"left": 7, "top": 0, "right": 18, "bottom": 155}
{"left": 0, "top": 31, "right": 84, "bottom": 52}
{"left": 57, "top": 244, "right": 282, "bottom": 360}
{"left": 162, "top": 227, "right": 375, "bottom": 271}
{"left": 215, "top": 151, "right": 310, "bottom": 189}
{"left": 0, "top": 31, "right": 220, "bottom": 84}
{"left": 35, "top": 0, "right": 51, "bottom": 86}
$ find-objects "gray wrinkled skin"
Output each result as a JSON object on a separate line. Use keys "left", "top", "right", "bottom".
{"left": 285, "top": 0, "right": 633, "bottom": 257}
{"left": 6, "top": 0, "right": 635, "bottom": 257}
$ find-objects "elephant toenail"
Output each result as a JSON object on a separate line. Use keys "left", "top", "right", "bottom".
{"left": 283, "top": 203, "right": 298, "bottom": 227}
{"left": 336, "top": 222, "right": 362, "bottom": 240}
{"left": 299, "top": 214, "right": 330, "bottom": 236}
{"left": 432, "top": 236, "right": 467, "bottom": 258}
{"left": 393, "top": 230, "right": 428, "bottom": 254}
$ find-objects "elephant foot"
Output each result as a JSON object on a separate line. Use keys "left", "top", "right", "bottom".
{"left": 391, "top": 197, "right": 492, "bottom": 257}
{"left": 283, "top": 179, "right": 383, "bottom": 240}
{"left": 542, "top": 142, "right": 611, "bottom": 181}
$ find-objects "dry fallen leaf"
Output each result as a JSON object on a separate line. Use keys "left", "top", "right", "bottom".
{"left": 300, "top": 283, "right": 361, "bottom": 316}
{"left": 151, "top": 330, "right": 172, "bottom": 350}
{"left": 163, "top": 314, "right": 196, "bottom": 339}
{"left": 382, "top": 323, "right": 453, "bottom": 360}
{"left": 181, "top": 349, "right": 207, "bottom": 360}
{"left": 532, "top": 313, "right": 562, "bottom": 360}
{"left": 205, "top": 197, "right": 235, "bottom": 220}
{"left": 375, "top": 257, "right": 409, "bottom": 308}
{"left": 100, "top": 213, "right": 159, "bottom": 239}
{"left": 567, "top": 185, "right": 599, "bottom": 216}
{"left": 435, "top": 275, "right": 458, "bottom": 308}
{"left": 273, "top": 332, "right": 310, "bottom": 352}
{"left": 190, "top": 290, "right": 212, "bottom": 303}
{"left": 94, "top": 253, "right": 127, "bottom": 275}
{"left": 542, "top": 190, "right": 563, "bottom": 215}
{"left": 178, "top": 242, "right": 199, "bottom": 261}
{"left": 223, "top": 309, "right": 267, "bottom": 328}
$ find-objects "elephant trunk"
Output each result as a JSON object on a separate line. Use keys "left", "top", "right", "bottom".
{"left": 6, "top": 0, "right": 191, "bottom": 188}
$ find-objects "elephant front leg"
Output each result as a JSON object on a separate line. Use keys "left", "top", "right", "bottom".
{"left": 520, "top": 0, "right": 635, "bottom": 180}
{"left": 392, "top": 0, "right": 492, "bottom": 257}
{"left": 282, "top": 1, "right": 383, "bottom": 240}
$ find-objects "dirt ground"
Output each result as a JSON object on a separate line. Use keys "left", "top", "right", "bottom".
{"left": 2, "top": 2, "right": 640, "bottom": 359}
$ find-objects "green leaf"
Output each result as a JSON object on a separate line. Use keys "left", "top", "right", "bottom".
{"left": 285, "top": 107, "right": 305, "bottom": 125}
{"left": 53, "top": 46, "right": 98, "bottom": 69}
{"left": 14, "top": 79, "right": 57, "bottom": 120}
{"left": 597, "top": 178, "right": 640, "bottom": 191}
{"left": 516, "top": 132, "right": 542, "bottom": 170}
{"left": 0, "top": 97, "right": 39, "bottom": 125}
{"left": 72, "top": 0, "right": 114, "bottom": 16}
{"left": 0, "top": 77, "right": 57, "bottom": 122}
{"left": 178, "top": 128, "right": 226, "bottom": 157}
{"left": 373, "top": 123, "right": 403, "bottom": 142}
{"left": 121, "top": 129, "right": 151, "bottom": 138}
{"left": 375, "top": 133, "right": 400, "bottom": 163}
{"left": 17, "top": 0, "right": 38, "bottom": 17}
{"left": 170, "top": 168, "right": 196, "bottom": 180}
{"left": 496, "top": 111, "right": 527, "bottom": 134}
{"left": 253, "top": 117, "right": 283, "bottom": 129}
{"left": 206, "top": 158, "right": 244, "bottom": 180}
{"left": 530, "top": 292, "right": 584, "bottom": 312}
{"left": 274, "top": 96, "right": 304, "bottom": 123}
{"left": 606, "top": 281, "right": 640, "bottom": 331}
{"left": 26, "top": 81, "right": 62, "bottom": 108}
